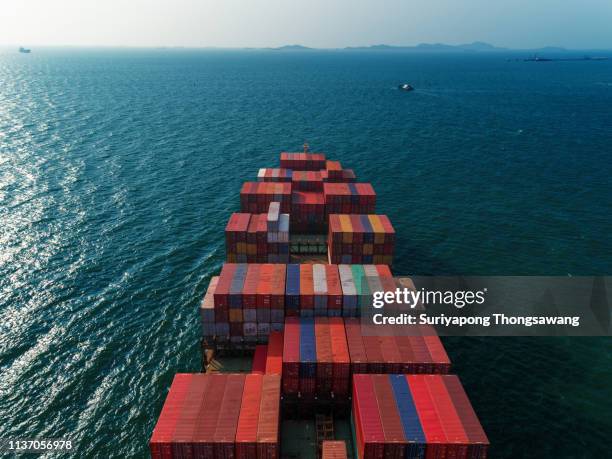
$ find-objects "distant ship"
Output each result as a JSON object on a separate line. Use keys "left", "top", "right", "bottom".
{"left": 398, "top": 83, "right": 414, "bottom": 91}
{"left": 19, "top": 47, "right": 31, "bottom": 54}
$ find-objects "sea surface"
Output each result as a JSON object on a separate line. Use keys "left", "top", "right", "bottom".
{"left": 1, "top": 48, "right": 611, "bottom": 458}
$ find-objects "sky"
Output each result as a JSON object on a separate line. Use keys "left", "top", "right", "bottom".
{"left": 1, "top": 0, "right": 611, "bottom": 49}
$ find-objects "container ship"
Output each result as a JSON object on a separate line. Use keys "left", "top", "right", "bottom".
{"left": 149, "top": 147, "right": 489, "bottom": 459}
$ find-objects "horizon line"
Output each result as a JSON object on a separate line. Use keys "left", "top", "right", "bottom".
{"left": 2, "top": 43, "right": 612, "bottom": 52}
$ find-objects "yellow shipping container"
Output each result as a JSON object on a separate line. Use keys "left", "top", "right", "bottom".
{"left": 368, "top": 215, "right": 386, "bottom": 244}
{"left": 229, "top": 309, "right": 243, "bottom": 322}
{"left": 339, "top": 214, "right": 353, "bottom": 244}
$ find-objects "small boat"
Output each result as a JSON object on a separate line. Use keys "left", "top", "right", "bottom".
{"left": 398, "top": 83, "right": 414, "bottom": 91}
{"left": 19, "top": 47, "right": 31, "bottom": 54}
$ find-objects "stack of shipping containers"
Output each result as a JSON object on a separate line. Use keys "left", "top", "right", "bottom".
{"left": 325, "top": 160, "right": 343, "bottom": 180}
{"left": 225, "top": 208, "right": 289, "bottom": 263}
{"left": 323, "top": 183, "right": 376, "bottom": 216}
{"left": 345, "top": 318, "right": 452, "bottom": 374}
{"left": 321, "top": 168, "right": 356, "bottom": 183}
{"left": 291, "top": 190, "right": 326, "bottom": 233}
{"left": 150, "top": 374, "right": 281, "bottom": 459}
{"left": 291, "top": 170, "right": 324, "bottom": 191}
{"left": 200, "top": 276, "right": 218, "bottom": 343}
{"left": 257, "top": 168, "right": 293, "bottom": 182}
{"left": 212, "top": 263, "right": 286, "bottom": 344}
{"left": 328, "top": 214, "right": 395, "bottom": 265}
{"left": 266, "top": 202, "right": 290, "bottom": 263}
{"left": 153, "top": 150, "right": 489, "bottom": 459}
{"left": 240, "top": 182, "right": 291, "bottom": 214}
{"left": 282, "top": 317, "right": 351, "bottom": 399}
{"left": 280, "top": 152, "right": 327, "bottom": 170}
{"left": 352, "top": 374, "right": 489, "bottom": 459}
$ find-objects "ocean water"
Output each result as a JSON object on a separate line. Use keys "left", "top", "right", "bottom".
{"left": 1, "top": 48, "right": 611, "bottom": 457}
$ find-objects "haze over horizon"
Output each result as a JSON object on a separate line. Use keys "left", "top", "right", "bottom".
{"left": 1, "top": 0, "right": 612, "bottom": 49}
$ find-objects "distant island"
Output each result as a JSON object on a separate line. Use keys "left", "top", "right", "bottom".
{"left": 262, "top": 42, "right": 609, "bottom": 53}
{"left": 344, "top": 41, "right": 508, "bottom": 52}
{"left": 271, "top": 44, "right": 313, "bottom": 51}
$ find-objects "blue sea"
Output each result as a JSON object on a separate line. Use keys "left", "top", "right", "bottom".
{"left": 0, "top": 48, "right": 611, "bottom": 458}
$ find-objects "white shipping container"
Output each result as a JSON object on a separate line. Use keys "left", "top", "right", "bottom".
{"left": 364, "top": 265, "right": 383, "bottom": 295}
{"left": 267, "top": 201, "right": 280, "bottom": 231}
{"left": 313, "top": 264, "right": 327, "bottom": 294}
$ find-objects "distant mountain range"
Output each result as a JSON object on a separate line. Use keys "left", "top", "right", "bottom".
{"left": 268, "top": 42, "right": 575, "bottom": 53}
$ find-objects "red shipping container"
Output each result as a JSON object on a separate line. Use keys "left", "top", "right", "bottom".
{"left": 225, "top": 213, "right": 251, "bottom": 239}
{"left": 243, "top": 265, "right": 260, "bottom": 309}
{"left": 271, "top": 264, "right": 286, "bottom": 309}
{"left": 257, "top": 375, "right": 281, "bottom": 459}
{"left": 394, "top": 335, "right": 418, "bottom": 374}
{"left": 377, "top": 335, "right": 403, "bottom": 374}
{"left": 266, "top": 331, "right": 283, "bottom": 375}
{"left": 192, "top": 374, "right": 227, "bottom": 458}
{"left": 315, "top": 318, "right": 333, "bottom": 396}
{"left": 299, "top": 264, "right": 314, "bottom": 309}
{"left": 252, "top": 345, "right": 268, "bottom": 374}
{"left": 150, "top": 374, "right": 193, "bottom": 459}
{"left": 257, "top": 264, "right": 274, "bottom": 309}
{"left": 442, "top": 376, "right": 489, "bottom": 458}
{"left": 425, "top": 376, "right": 470, "bottom": 459}
{"left": 421, "top": 327, "right": 451, "bottom": 374}
{"left": 345, "top": 318, "right": 368, "bottom": 374}
{"left": 362, "top": 335, "right": 385, "bottom": 373}
{"left": 371, "top": 375, "right": 407, "bottom": 459}
{"left": 171, "top": 374, "right": 210, "bottom": 458}
{"left": 350, "top": 214, "right": 365, "bottom": 243}
{"left": 408, "top": 334, "right": 435, "bottom": 374}
{"left": 256, "top": 213, "right": 268, "bottom": 243}
{"left": 407, "top": 375, "right": 448, "bottom": 459}
{"left": 214, "top": 374, "right": 246, "bottom": 459}
{"left": 326, "top": 160, "right": 343, "bottom": 179}
{"left": 353, "top": 374, "right": 385, "bottom": 459}
{"left": 375, "top": 264, "right": 392, "bottom": 278}
{"left": 282, "top": 318, "right": 300, "bottom": 393}
{"left": 214, "top": 264, "right": 238, "bottom": 308}
{"left": 329, "top": 317, "right": 350, "bottom": 396}
{"left": 325, "top": 265, "right": 343, "bottom": 309}
{"left": 236, "top": 374, "right": 264, "bottom": 459}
